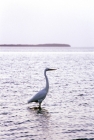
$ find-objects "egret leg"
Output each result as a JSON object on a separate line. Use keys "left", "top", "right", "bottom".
{"left": 39, "top": 102, "right": 41, "bottom": 109}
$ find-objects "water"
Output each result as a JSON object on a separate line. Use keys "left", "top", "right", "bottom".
{"left": 0, "top": 46, "right": 94, "bottom": 52}
{"left": 0, "top": 47, "right": 94, "bottom": 140}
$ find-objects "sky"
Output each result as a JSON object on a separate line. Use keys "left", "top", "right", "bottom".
{"left": 0, "top": 0, "right": 94, "bottom": 47}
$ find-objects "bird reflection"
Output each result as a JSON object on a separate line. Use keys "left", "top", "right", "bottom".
{"left": 27, "top": 106, "right": 50, "bottom": 116}
{"left": 27, "top": 106, "right": 51, "bottom": 139}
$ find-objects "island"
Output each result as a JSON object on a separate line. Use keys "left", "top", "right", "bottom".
{"left": 0, "top": 43, "right": 71, "bottom": 47}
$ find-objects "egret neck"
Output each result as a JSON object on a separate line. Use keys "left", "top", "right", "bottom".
{"left": 44, "top": 70, "right": 49, "bottom": 92}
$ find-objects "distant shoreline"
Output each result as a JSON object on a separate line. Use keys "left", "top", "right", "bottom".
{"left": 0, "top": 43, "right": 71, "bottom": 47}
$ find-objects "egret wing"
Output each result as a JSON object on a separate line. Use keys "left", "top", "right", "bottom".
{"left": 28, "top": 88, "right": 47, "bottom": 103}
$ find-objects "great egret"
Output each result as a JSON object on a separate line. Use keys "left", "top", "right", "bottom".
{"left": 28, "top": 68, "right": 56, "bottom": 109}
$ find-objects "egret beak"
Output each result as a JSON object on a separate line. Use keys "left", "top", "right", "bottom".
{"left": 48, "top": 68, "right": 57, "bottom": 71}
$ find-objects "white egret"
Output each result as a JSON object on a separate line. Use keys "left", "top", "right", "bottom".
{"left": 28, "top": 68, "right": 56, "bottom": 109}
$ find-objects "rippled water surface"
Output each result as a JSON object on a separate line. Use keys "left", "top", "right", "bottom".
{"left": 0, "top": 50, "right": 94, "bottom": 139}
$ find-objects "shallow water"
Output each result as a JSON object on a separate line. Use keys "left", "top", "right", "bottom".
{"left": 0, "top": 51, "right": 94, "bottom": 139}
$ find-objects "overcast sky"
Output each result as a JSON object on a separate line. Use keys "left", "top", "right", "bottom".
{"left": 0, "top": 0, "right": 94, "bottom": 47}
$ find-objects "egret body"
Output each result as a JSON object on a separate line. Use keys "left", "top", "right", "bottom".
{"left": 28, "top": 68, "right": 56, "bottom": 109}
